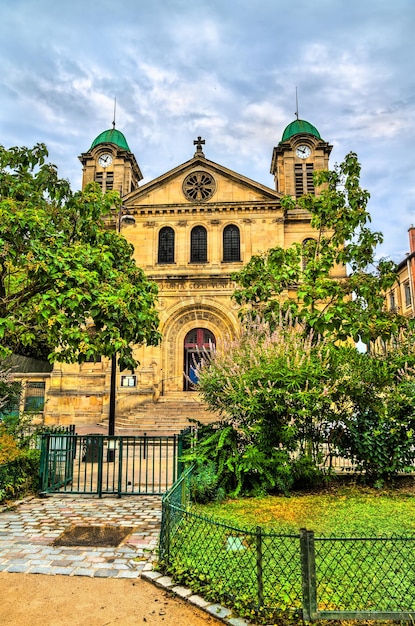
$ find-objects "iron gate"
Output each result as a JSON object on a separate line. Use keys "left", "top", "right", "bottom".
{"left": 39, "top": 433, "right": 188, "bottom": 496}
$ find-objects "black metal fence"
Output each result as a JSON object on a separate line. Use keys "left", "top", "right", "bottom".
{"left": 159, "top": 469, "right": 415, "bottom": 623}
{"left": 39, "top": 432, "right": 188, "bottom": 496}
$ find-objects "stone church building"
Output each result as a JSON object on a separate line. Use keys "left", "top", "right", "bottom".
{"left": 17, "top": 118, "right": 337, "bottom": 431}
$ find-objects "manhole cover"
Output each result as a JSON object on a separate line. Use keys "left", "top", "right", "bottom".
{"left": 53, "top": 525, "right": 135, "bottom": 547}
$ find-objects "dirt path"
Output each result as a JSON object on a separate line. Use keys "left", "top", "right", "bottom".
{"left": 0, "top": 573, "right": 222, "bottom": 626}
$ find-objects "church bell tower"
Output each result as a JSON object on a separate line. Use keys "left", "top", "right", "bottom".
{"left": 78, "top": 125, "right": 142, "bottom": 196}
{"left": 270, "top": 118, "right": 332, "bottom": 198}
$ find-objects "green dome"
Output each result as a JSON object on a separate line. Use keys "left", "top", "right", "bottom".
{"left": 281, "top": 119, "right": 321, "bottom": 142}
{"left": 90, "top": 128, "right": 130, "bottom": 151}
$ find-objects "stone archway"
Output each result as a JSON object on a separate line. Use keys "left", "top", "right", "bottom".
{"left": 161, "top": 304, "right": 237, "bottom": 394}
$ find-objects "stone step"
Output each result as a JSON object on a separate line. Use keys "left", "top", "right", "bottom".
{"left": 99, "top": 393, "right": 218, "bottom": 433}
{"left": 100, "top": 407, "right": 216, "bottom": 435}
{"left": 132, "top": 407, "right": 204, "bottom": 416}
{"left": 157, "top": 391, "right": 201, "bottom": 399}
{"left": 115, "top": 414, "right": 212, "bottom": 429}
{"left": 133, "top": 416, "right": 203, "bottom": 424}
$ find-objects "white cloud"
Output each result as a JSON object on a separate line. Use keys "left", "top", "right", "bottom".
{"left": 1, "top": 0, "right": 415, "bottom": 260}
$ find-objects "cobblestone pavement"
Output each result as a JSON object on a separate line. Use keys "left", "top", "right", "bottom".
{"left": 0, "top": 495, "right": 161, "bottom": 578}
{"left": 0, "top": 495, "right": 250, "bottom": 625}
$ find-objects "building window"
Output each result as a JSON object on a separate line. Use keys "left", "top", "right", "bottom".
{"left": 404, "top": 282, "right": 412, "bottom": 308}
{"left": 306, "top": 164, "right": 315, "bottom": 194}
{"left": 389, "top": 290, "right": 396, "bottom": 312}
{"left": 84, "top": 355, "right": 102, "bottom": 363}
{"left": 295, "top": 164, "right": 315, "bottom": 198}
{"left": 190, "top": 226, "right": 207, "bottom": 263}
{"left": 105, "top": 172, "right": 114, "bottom": 190}
{"left": 121, "top": 375, "right": 137, "bottom": 387}
{"left": 94, "top": 171, "right": 113, "bottom": 191}
{"left": 223, "top": 225, "right": 241, "bottom": 262}
{"left": 24, "top": 382, "right": 45, "bottom": 412}
{"left": 301, "top": 238, "right": 316, "bottom": 270}
{"left": 182, "top": 171, "right": 216, "bottom": 202}
{"left": 158, "top": 227, "right": 175, "bottom": 263}
{"left": 295, "top": 164, "right": 303, "bottom": 197}
{"left": 94, "top": 172, "right": 103, "bottom": 189}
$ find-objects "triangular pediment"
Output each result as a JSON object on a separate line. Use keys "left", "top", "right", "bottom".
{"left": 123, "top": 156, "right": 281, "bottom": 207}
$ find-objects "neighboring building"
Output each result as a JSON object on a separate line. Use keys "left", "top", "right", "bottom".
{"left": 16, "top": 118, "right": 343, "bottom": 429}
{"left": 2, "top": 355, "right": 52, "bottom": 423}
{"left": 384, "top": 227, "right": 415, "bottom": 319}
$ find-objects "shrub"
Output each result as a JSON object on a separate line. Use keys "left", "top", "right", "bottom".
{"left": 189, "top": 461, "right": 225, "bottom": 504}
{"left": 183, "top": 421, "right": 296, "bottom": 498}
{"left": 0, "top": 403, "right": 42, "bottom": 503}
{"left": 291, "top": 454, "right": 328, "bottom": 490}
{"left": 0, "top": 429, "right": 20, "bottom": 464}
{"left": 0, "top": 448, "right": 41, "bottom": 503}
{"left": 329, "top": 343, "right": 415, "bottom": 484}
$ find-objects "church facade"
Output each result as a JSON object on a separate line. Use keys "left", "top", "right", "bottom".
{"left": 17, "top": 118, "right": 338, "bottom": 427}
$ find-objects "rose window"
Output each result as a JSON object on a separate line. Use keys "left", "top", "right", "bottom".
{"left": 182, "top": 171, "right": 216, "bottom": 202}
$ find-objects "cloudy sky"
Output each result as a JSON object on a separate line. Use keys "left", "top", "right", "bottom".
{"left": 1, "top": 0, "right": 414, "bottom": 262}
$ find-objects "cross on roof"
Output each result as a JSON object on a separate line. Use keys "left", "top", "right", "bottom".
{"left": 193, "top": 136, "right": 205, "bottom": 157}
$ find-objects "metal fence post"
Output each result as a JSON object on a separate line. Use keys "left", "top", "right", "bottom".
{"left": 143, "top": 432, "right": 147, "bottom": 460}
{"left": 163, "top": 500, "right": 171, "bottom": 566}
{"left": 65, "top": 434, "right": 75, "bottom": 484}
{"left": 117, "top": 438, "right": 123, "bottom": 497}
{"left": 39, "top": 434, "right": 50, "bottom": 492}
{"left": 300, "top": 528, "right": 318, "bottom": 622}
{"left": 256, "top": 526, "right": 264, "bottom": 607}
{"left": 177, "top": 433, "right": 184, "bottom": 479}
{"left": 97, "top": 438, "right": 104, "bottom": 498}
{"left": 180, "top": 471, "right": 187, "bottom": 507}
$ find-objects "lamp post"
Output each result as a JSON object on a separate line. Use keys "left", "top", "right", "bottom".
{"left": 107, "top": 206, "right": 135, "bottom": 462}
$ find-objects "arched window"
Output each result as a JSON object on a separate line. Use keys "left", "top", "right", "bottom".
{"left": 184, "top": 328, "right": 216, "bottom": 391}
{"left": 223, "top": 225, "right": 241, "bottom": 262}
{"left": 158, "top": 227, "right": 175, "bottom": 264}
{"left": 190, "top": 226, "right": 207, "bottom": 263}
{"left": 301, "top": 238, "right": 316, "bottom": 270}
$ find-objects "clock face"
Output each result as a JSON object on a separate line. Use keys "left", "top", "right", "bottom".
{"left": 98, "top": 153, "right": 113, "bottom": 167}
{"left": 296, "top": 145, "right": 311, "bottom": 159}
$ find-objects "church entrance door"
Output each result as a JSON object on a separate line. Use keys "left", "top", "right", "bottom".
{"left": 184, "top": 328, "right": 215, "bottom": 390}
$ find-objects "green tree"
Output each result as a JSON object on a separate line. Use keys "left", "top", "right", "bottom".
{"left": 233, "top": 152, "right": 403, "bottom": 344}
{"left": 0, "top": 144, "right": 160, "bottom": 369}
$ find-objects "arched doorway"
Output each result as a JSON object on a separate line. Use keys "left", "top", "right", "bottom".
{"left": 184, "top": 328, "right": 215, "bottom": 390}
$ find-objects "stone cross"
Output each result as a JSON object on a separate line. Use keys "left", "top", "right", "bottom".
{"left": 193, "top": 136, "right": 205, "bottom": 157}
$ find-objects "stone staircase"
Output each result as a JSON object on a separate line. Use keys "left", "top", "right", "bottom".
{"left": 102, "top": 392, "right": 218, "bottom": 435}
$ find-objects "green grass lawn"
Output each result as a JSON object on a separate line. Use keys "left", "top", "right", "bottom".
{"left": 193, "top": 481, "right": 415, "bottom": 536}
{"left": 162, "top": 480, "right": 415, "bottom": 623}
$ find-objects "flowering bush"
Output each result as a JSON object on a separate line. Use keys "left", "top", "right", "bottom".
{"left": 185, "top": 317, "right": 336, "bottom": 496}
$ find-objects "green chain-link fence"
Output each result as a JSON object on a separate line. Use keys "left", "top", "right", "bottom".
{"left": 159, "top": 468, "right": 415, "bottom": 623}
